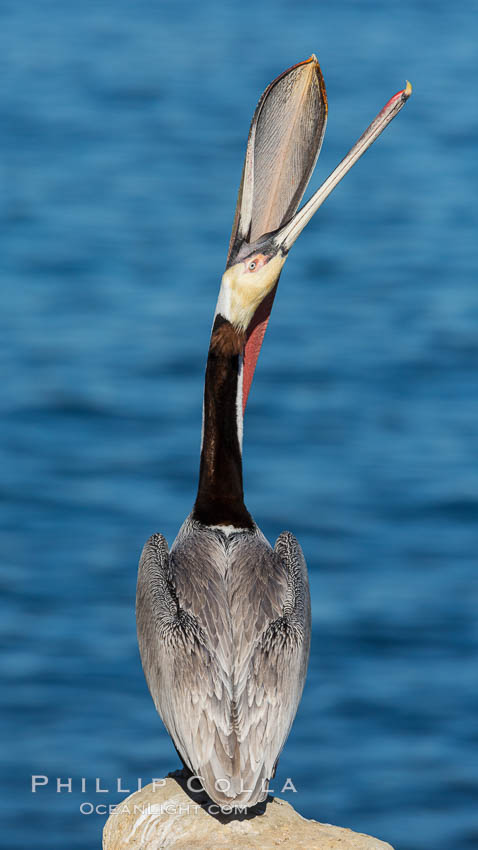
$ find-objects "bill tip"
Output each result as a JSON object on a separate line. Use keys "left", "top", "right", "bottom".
{"left": 404, "top": 79, "right": 413, "bottom": 97}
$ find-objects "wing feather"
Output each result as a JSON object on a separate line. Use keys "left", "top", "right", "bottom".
{"left": 232, "top": 532, "right": 311, "bottom": 797}
{"left": 136, "top": 531, "right": 234, "bottom": 777}
{"left": 136, "top": 522, "right": 310, "bottom": 807}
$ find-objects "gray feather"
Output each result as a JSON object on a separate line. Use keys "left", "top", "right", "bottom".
{"left": 136, "top": 518, "right": 311, "bottom": 807}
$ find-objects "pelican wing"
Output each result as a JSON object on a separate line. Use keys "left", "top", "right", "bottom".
{"left": 136, "top": 532, "right": 236, "bottom": 778}
{"left": 136, "top": 524, "right": 310, "bottom": 807}
{"left": 227, "top": 55, "right": 327, "bottom": 265}
{"left": 231, "top": 531, "right": 311, "bottom": 798}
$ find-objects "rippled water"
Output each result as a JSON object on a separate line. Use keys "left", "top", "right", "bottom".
{"left": 1, "top": 1, "right": 477, "bottom": 848}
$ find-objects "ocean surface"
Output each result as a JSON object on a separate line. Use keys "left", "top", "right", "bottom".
{"left": 1, "top": 1, "right": 477, "bottom": 848}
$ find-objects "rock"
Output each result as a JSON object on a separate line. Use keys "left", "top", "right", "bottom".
{"left": 102, "top": 775, "right": 394, "bottom": 850}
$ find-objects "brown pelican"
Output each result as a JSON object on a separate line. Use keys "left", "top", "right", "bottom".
{"left": 137, "top": 56, "right": 411, "bottom": 808}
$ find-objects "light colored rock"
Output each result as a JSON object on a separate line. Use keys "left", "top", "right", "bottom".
{"left": 103, "top": 775, "right": 394, "bottom": 850}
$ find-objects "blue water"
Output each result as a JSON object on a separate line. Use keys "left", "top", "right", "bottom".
{"left": 1, "top": 1, "right": 477, "bottom": 848}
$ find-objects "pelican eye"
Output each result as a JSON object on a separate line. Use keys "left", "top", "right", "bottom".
{"left": 245, "top": 253, "right": 267, "bottom": 273}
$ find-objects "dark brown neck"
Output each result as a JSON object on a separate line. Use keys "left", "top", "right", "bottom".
{"left": 192, "top": 315, "right": 253, "bottom": 529}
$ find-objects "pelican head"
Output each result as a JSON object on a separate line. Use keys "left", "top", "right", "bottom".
{"left": 216, "top": 56, "right": 411, "bottom": 408}
{"left": 218, "top": 237, "right": 286, "bottom": 331}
